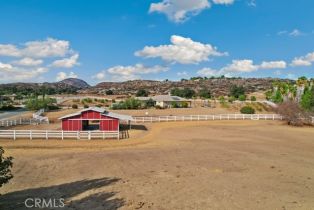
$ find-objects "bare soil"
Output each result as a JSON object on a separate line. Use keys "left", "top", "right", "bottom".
{"left": 1, "top": 121, "right": 314, "bottom": 210}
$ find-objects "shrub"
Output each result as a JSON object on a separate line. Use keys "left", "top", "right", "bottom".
{"left": 171, "top": 102, "right": 179, "bottom": 108}
{"left": 228, "top": 96, "right": 236, "bottom": 103}
{"left": 199, "top": 89, "right": 211, "bottom": 99}
{"left": 72, "top": 104, "right": 78, "bottom": 109}
{"left": 171, "top": 88, "right": 196, "bottom": 98}
{"left": 105, "top": 90, "right": 114, "bottom": 95}
{"left": 229, "top": 85, "right": 245, "bottom": 98}
{"left": 276, "top": 101, "right": 306, "bottom": 126}
{"left": 145, "top": 98, "right": 155, "bottom": 108}
{"left": 240, "top": 106, "right": 255, "bottom": 114}
{"left": 181, "top": 101, "right": 189, "bottom": 108}
{"left": 96, "top": 104, "right": 102, "bottom": 108}
{"left": 250, "top": 96, "right": 257, "bottom": 101}
{"left": 239, "top": 95, "right": 246, "bottom": 101}
{"left": 0, "top": 147, "right": 13, "bottom": 188}
{"left": 136, "top": 89, "right": 149, "bottom": 97}
{"left": 84, "top": 104, "right": 89, "bottom": 108}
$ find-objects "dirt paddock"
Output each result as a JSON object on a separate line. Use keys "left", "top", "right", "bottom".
{"left": 0, "top": 121, "right": 314, "bottom": 210}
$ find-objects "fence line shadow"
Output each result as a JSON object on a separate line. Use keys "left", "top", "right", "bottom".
{"left": 0, "top": 177, "right": 124, "bottom": 210}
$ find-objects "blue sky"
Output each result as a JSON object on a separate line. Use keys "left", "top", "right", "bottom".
{"left": 0, "top": 0, "right": 313, "bottom": 84}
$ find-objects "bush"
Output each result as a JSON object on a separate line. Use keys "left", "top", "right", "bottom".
{"left": 239, "top": 95, "right": 246, "bottom": 101}
{"left": 229, "top": 85, "right": 245, "bottom": 98}
{"left": 145, "top": 98, "right": 155, "bottom": 108}
{"left": 181, "top": 101, "right": 189, "bottom": 108}
{"left": 105, "top": 90, "right": 114, "bottom": 95}
{"left": 72, "top": 104, "right": 78, "bottom": 109}
{"left": 228, "top": 96, "right": 236, "bottom": 103}
{"left": 199, "top": 89, "right": 211, "bottom": 99}
{"left": 171, "top": 88, "right": 195, "bottom": 98}
{"left": 136, "top": 89, "right": 149, "bottom": 97}
{"left": 96, "top": 104, "right": 102, "bottom": 108}
{"left": 84, "top": 104, "right": 89, "bottom": 108}
{"left": 276, "top": 101, "right": 306, "bottom": 126}
{"left": 240, "top": 106, "right": 255, "bottom": 114}
{"left": 0, "top": 147, "right": 13, "bottom": 188}
{"left": 111, "top": 98, "right": 141, "bottom": 110}
{"left": 171, "top": 102, "right": 179, "bottom": 108}
{"left": 250, "top": 96, "right": 257, "bottom": 101}
{"left": 25, "top": 98, "right": 57, "bottom": 111}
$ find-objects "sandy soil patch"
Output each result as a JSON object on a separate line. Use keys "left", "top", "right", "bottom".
{"left": 1, "top": 121, "right": 313, "bottom": 210}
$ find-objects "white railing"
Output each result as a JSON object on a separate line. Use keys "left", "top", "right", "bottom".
{"left": 0, "top": 118, "right": 43, "bottom": 127}
{"left": 0, "top": 130, "right": 120, "bottom": 140}
{"left": 132, "top": 114, "right": 283, "bottom": 123}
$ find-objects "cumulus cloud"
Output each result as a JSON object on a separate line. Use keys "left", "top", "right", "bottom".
{"left": 259, "top": 61, "right": 287, "bottom": 69}
{"left": 197, "top": 59, "right": 288, "bottom": 77}
{"left": 149, "top": 0, "right": 211, "bottom": 23}
{"left": 94, "top": 64, "right": 169, "bottom": 82}
{"left": 56, "top": 71, "right": 78, "bottom": 81}
{"left": 0, "top": 38, "right": 79, "bottom": 82}
{"left": 12, "top": 57, "right": 43, "bottom": 66}
{"left": 0, "top": 62, "right": 48, "bottom": 82}
{"left": 135, "top": 35, "right": 226, "bottom": 64}
{"left": 51, "top": 53, "right": 79, "bottom": 68}
{"left": 0, "top": 44, "right": 20, "bottom": 57}
{"left": 222, "top": 59, "right": 258, "bottom": 73}
{"left": 291, "top": 52, "right": 314, "bottom": 67}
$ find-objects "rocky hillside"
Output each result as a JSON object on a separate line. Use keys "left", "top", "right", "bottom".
{"left": 83, "top": 78, "right": 293, "bottom": 96}
{"left": 57, "top": 78, "right": 90, "bottom": 89}
{"left": 0, "top": 78, "right": 90, "bottom": 95}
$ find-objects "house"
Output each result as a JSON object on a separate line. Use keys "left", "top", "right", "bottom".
{"left": 59, "top": 107, "right": 133, "bottom": 131}
{"left": 137, "top": 95, "right": 192, "bottom": 108}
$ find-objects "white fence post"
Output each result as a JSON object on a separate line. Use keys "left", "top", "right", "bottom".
{"left": 30, "top": 130, "right": 32, "bottom": 140}
{"left": 88, "top": 131, "right": 91, "bottom": 140}
{"left": 46, "top": 130, "right": 48, "bottom": 140}
{"left": 61, "top": 130, "right": 64, "bottom": 140}
{"left": 13, "top": 130, "right": 16, "bottom": 140}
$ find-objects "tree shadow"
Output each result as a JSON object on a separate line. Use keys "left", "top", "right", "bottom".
{"left": 0, "top": 177, "right": 125, "bottom": 210}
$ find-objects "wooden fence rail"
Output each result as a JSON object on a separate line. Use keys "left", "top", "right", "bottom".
{"left": 0, "top": 130, "right": 120, "bottom": 140}
{"left": 132, "top": 114, "right": 283, "bottom": 123}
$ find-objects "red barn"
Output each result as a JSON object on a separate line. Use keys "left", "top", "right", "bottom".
{"left": 59, "top": 107, "right": 133, "bottom": 131}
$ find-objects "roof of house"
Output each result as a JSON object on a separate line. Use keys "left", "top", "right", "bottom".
{"left": 59, "top": 107, "right": 133, "bottom": 121}
{"left": 136, "top": 95, "right": 190, "bottom": 102}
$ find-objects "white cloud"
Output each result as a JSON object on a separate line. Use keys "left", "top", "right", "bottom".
{"left": 12, "top": 57, "right": 43, "bottom": 66}
{"left": 92, "top": 71, "right": 106, "bottom": 80}
{"left": 94, "top": 64, "right": 169, "bottom": 82}
{"left": 213, "top": 0, "right": 234, "bottom": 5}
{"left": 247, "top": 0, "right": 256, "bottom": 7}
{"left": 291, "top": 52, "right": 314, "bottom": 67}
{"left": 222, "top": 59, "right": 258, "bottom": 73}
{"left": 0, "top": 38, "right": 72, "bottom": 58}
{"left": 259, "top": 61, "right": 287, "bottom": 69}
{"left": 51, "top": 53, "right": 79, "bottom": 68}
{"left": 22, "top": 38, "right": 71, "bottom": 58}
{"left": 149, "top": 0, "right": 211, "bottom": 23}
{"left": 0, "top": 44, "right": 21, "bottom": 57}
{"left": 56, "top": 71, "right": 78, "bottom": 81}
{"left": 278, "top": 29, "right": 305, "bottom": 37}
{"left": 177, "top": 71, "right": 189, "bottom": 77}
{"left": 197, "top": 67, "right": 222, "bottom": 77}
{"left": 0, "top": 62, "right": 48, "bottom": 82}
{"left": 135, "top": 35, "right": 226, "bottom": 64}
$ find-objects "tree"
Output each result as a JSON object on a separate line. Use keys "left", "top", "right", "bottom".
{"left": 136, "top": 89, "right": 149, "bottom": 97}
{"left": 171, "top": 88, "right": 195, "bottom": 98}
{"left": 145, "top": 98, "right": 155, "bottom": 108}
{"left": 229, "top": 85, "right": 245, "bottom": 98}
{"left": 276, "top": 101, "right": 305, "bottom": 126}
{"left": 250, "top": 96, "right": 257, "bottom": 101}
{"left": 199, "top": 89, "right": 211, "bottom": 99}
{"left": 0, "top": 147, "right": 13, "bottom": 188}
{"left": 105, "top": 90, "right": 114, "bottom": 95}
{"left": 301, "top": 87, "right": 314, "bottom": 111}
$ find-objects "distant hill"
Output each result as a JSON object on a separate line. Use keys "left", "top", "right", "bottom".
{"left": 57, "top": 78, "right": 90, "bottom": 89}
{"left": 82, "top": 78, "right": 294, "bottom": 96}
{"left": 0, "top": 78, "right": 90, "bottom": 95}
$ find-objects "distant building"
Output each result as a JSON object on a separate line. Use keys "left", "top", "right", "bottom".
{"left": 136, "top": 95, "right": 192, "bottom": 108}
{"left": 59, "top": 107, "right": 133, "bottom": 131}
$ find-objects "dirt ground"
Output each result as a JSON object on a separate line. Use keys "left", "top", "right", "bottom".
{"left": 0, "top": 121, "right": 314, "bottom": 210}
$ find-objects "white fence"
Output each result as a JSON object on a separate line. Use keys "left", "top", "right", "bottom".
{"left": 0, "top": 118, "right": 43, "bottom": 127}
{"left": 0, "top": 130, "right": 120, "bottom": 140}
{"left": 132, "top": 114, "right": 283, "bottom": 123}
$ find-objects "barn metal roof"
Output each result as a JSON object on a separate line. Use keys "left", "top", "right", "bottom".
{"left": 59, "top": 107, "right": 133, "bottom": 121}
